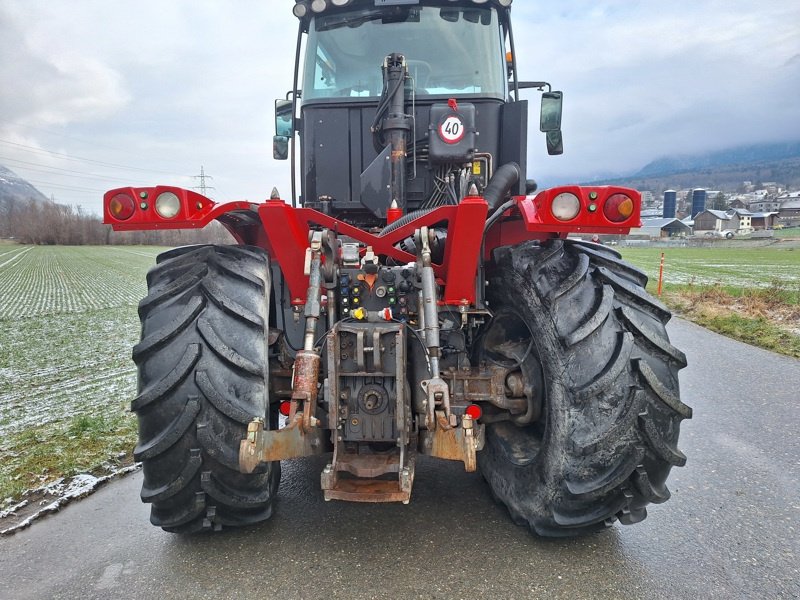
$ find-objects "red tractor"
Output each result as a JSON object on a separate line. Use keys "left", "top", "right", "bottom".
{"left": 105, "top": 0, "right": 690, "bottom": 536}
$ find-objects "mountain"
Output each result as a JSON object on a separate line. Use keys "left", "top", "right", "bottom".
{"left": 635, "top": 141, "right": 800, "bottom": 178}
{"left": 588, "top": 141, "right": 800, "bottom": 194}
{"left": 0, "top": 164, "right": 49, "bottom": 206}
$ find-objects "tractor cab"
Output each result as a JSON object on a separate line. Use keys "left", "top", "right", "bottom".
{"left": 276, "top": 0, "right": 563, "bottom": 227}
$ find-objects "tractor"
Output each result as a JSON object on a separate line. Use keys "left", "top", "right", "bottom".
{"left": 104, "top": 0, "right": 691, "bottom": 536}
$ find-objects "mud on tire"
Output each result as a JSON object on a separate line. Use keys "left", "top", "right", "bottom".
{"left": 132, "top": 245, "right": 279, "bottom": 533}
{"left": 479, "top": 239, "right": 691, "bottom": 537}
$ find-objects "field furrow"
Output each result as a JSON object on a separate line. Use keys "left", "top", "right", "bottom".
{"left": 0, "top": 246, "right": 160, "bottom": 438}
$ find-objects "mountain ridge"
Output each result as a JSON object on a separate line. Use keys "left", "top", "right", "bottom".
{"left": 583, "top": 141, "right": 800, "bottom": 194}
{"left": 0, "top": 164, "right": 49, "bottom": 206}
{"left": 634, "top": 141, "right": 800, "bottom": 178}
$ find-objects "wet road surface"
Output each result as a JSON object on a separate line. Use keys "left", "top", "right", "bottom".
{"left": 1, "top": 319, "right": 798, "bottom": 599}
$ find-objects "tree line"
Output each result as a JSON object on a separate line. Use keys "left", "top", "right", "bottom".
{"left": 0, "top": 197, "right": 232, "bottom": 246}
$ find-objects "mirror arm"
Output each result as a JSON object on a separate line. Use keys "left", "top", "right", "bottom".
{"left": 518, "top": 81, "right": 551, "bottom": 92}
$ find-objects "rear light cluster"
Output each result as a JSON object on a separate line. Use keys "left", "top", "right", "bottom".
{"left": 545, "top": 187, "right": 638, "bottom": 225}
{"left": 105, "top": 187, "right": 203, "bottom": 223}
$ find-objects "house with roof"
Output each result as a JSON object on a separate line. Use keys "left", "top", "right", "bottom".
{"left": 629, "top": 218, "right": 692, "bottom": 239}
{"left": 777, "top": 192, "right": 800, "bottom": 226}
{"left": 693, "top": 208, "right": 753, "bottom": 235}
{"left": 750, "top": 212, "right": 780, "bottom": 230}
{"left": 731, "top": 208, "right": 754, "bottom": 233}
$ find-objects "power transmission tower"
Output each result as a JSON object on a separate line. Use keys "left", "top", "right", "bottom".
{"left": 192, "top": 165, "right": 215, "bottom": 198}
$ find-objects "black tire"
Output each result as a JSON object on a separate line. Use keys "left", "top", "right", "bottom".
{"left": 479, "top": 239, "right": 691, "bottom": 537}
{"left": 132, "top": 244, "right": 280, "bottom": 533}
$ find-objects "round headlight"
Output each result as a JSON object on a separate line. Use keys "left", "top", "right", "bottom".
{"left": 311, "top": 0, "right": 327, "bottom": 13}
{"left": 498, "top": 0, "right": 513, "bottom": 6}
{"left": 292, "top": 3, "right": 307, "bottom": 17}
{"left": 331, "top": 0, "right": 351, "bottom": 5}
{"left": 551, "top": 192, "right": 581, "bottom": 221}
{"left": 109, "top": 193, "right": 135, "bottom": 221}
{"left": 155, "top": 192, "right": 181, "bottom": 219}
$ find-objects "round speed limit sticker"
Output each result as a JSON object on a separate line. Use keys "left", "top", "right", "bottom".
{"left": 438, "top": 115, "right": 465, "bottom": 144}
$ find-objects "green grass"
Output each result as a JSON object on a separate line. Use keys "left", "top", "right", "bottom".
{"left": 619, "top": 246, "right": 800, "bottom": 294}
{"left": 773, "top": 226, "right": 800, "bottom": 239}
{"left": 619, "top": 246, "right": 800, "bottom": 358}
{"left": 0, "top": 412, "right": 137, "bottom": 502}
{"left": 0, "top": 246, "right": 160, "bottom": 505}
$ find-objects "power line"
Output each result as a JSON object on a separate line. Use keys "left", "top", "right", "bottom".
{"left": 0, "top": 138, "right": 186, "bottom": 176}
{"left": 0, "top": 155, "right": 149, "bottom": 184}
{"left": 21, "top": 178, "right": 108, "bottom": 194}
{"left": 0, "top": 118, "right": 181, "bottom": 164}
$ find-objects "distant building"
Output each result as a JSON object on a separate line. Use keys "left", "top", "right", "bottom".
{"left": 778, "top": 192, "right": 800, "bottom": 225}
{"left": 728, "top": 198, "right": 747, "bottom": 210}
{"left": 630, "top": 218, "right": 692, "bottom": 238}
{"left": 750, "top": 212, "right": 779, "bottom": 230}
{"left": 693, "top": 209, "right": 752, "bottom": 234}
{"left": 749, "top": 196, "right": 782, "bottom": 212}
{"left": 641, "top": 208, "right": 663, "bottom": 219}
{"left": 730, "top": 208, "right": 754, "bottom": 233}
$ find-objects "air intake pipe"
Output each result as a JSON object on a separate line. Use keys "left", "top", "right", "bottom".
{"left": 380, "top": 161, "right": 522, "bottom": 237}
{"left": 482, "top": 162, "right": 521, "bottom": 211}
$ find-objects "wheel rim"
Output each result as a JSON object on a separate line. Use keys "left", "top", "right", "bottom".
{"left": 477, "top": 308, "right": 545, "bottom": 429}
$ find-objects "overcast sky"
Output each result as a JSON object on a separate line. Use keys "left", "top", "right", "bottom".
{"left": 1, "top": 0, "right": 798, "bottom": 214}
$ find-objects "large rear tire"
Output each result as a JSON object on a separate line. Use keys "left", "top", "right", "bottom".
{"left": 479, "top": 239, "right": 690, "bottom": 537}
{"left": 132, "top": 244, "right": 279, "bottom": 533}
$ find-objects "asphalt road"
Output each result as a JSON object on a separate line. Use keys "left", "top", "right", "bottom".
{"left": 1, "top": 318, "right": 798, "bottom": 600}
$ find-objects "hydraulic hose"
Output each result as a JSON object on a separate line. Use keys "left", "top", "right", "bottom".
{"left": 483, "top": 162, "right": 521, "bottom": 211}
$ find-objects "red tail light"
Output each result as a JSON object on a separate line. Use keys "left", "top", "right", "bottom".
{"left": 603, "top": 193, "right": 635, "bottom": 222}
{"left": 279, "top": 401, "right": 291, "bottom": 417}
{"left": 109, "top": 193, "right": 135, "bottom": 220}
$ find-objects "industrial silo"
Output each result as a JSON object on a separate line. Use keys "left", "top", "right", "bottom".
{"left": 663, "top": 190, "right": 677, "bottom": 219}
{"left": 691, "top": 188, "right": 707, "bottom": 218}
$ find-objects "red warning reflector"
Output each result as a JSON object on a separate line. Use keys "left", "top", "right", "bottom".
{"left": 279, "top": 401, "right": 291, "bottom": 417}
{"left": 465, "top": 404, "right": 482, "bottom": 420}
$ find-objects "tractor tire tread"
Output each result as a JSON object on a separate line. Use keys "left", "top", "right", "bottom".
{"left": 133, "top": 244, "right": 278, "bottom": 533}
{"left": 480, "top": 239, "right": 689, "bottom": 537}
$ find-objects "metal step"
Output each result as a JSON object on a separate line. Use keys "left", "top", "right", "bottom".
{"left": 321, "top": 454, "right": 415, "bottom": 504}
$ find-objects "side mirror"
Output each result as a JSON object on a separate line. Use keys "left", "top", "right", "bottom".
{"left": 273, "top": 135, "right": 289, "bottom": 161}
{"left": 545, "top": 131, "right": 563, "bottom": 156}
{"left": 540, "top": 91, "right": 563, "bottom": 132}
{"left": 541, "top": 91, "right": 564, "bottom": 155}
{"left": 275, "top": 99, "right": 294, "bottom": 138}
